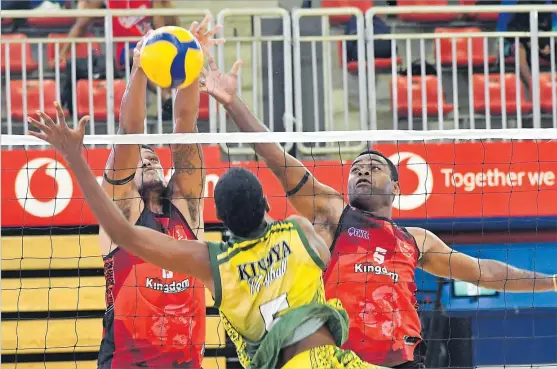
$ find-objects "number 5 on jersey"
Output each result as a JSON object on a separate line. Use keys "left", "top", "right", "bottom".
{"left": 373, "top": 247, "right": 387, "bottom": 264}
{"left": 259, "top": 293, "right": 290, "bottom": 331}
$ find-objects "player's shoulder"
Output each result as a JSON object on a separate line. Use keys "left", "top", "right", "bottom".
{"left": 285, "top": 215, "right": 312, "bottom": 229}
{"left": 406, "top": 227, "right": 444, "bottom": 254}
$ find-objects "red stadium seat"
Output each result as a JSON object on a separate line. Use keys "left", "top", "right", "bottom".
{"left": 459, "top": 0, "right": 499, "bottom": 21}
{"left": 539, "top": 73, "right": 557, "bottom": 113}
{"left": 76, "top": 79, "right": 127, "bottom": 120}
{"left": 321, "top": 0, "right": 373, "bottom": 25}
{"left": 392, "top": 75, "right": 454, "bottom": 117}
{"left": 397, "top": 0, "right": 458, "bottom": 22}
{"left": 0, "top": 34, "right": 38, "bottom": 74}
{"left": 27, "top": 17, "right": 75, "bottom": 27}
{"left": 9, "top": 80, "right": 66, "bottom": 120}
{"left": 47, "top": 33, "right": 101, "bottom": 70}
{"left": 435, "top": 27, "right": 497, "bottom": 67}
{"left": 336, "top": 41, "right": 401, "bottom": 74}
{"left": 472, "top": 74, "right": 533, "bottom": 115}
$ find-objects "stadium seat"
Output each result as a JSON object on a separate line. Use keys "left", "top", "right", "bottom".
{"left": 392, "top": 75, "right": 454, "bottom": 117}
{"left": 435, "top": 27, "right": 497, "bottom": 67}
{"left": 76, "top": 79, "right": 127, "bottom": 120}
{"left": 321, "top": 0, "right": 374, "bottom": 25}
{"left": 27, "top": 16, "right": 75, "bottom": 27}
{"left": 9, "top": 80, "right": 66, "bottom": 120}
{"left": 539, "top": 73, "right": 556, "bottom": 113}
{"left": 47, "top": 33, "right": 101, "bottom": 70}
{"left": 0, "top": 34, "right": 38, "bottom": 74}
{"left": 397, "top": 0, "right": 458, "bottom": 22}
{"left": 472, "top": 74, "right": 533, "bottom": 115}
{"left": 459, "top": 0, "right": 499, "bottom": 21}
{"left": 336, "top": 41, "right": 401, "bottom": 74}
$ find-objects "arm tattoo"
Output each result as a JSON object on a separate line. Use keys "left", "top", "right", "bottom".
{"left": 172, "top": 143, "right": 200, "bottom": 175}
{"left": 171, "top": 143, "right": 205, "bottom": 225}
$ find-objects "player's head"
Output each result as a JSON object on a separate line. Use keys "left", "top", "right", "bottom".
{"left": 135, "top": 145, "right": 166, "bottom": 193}
{"left": 214, "top": 167, "right": 268, "bottom": 237}
{"left": 347, "top": 150, "right": 399, "bottom": 212}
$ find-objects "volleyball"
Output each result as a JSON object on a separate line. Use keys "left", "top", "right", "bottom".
{"left": 140, "top": 26, "right": 204, "bottom": 89}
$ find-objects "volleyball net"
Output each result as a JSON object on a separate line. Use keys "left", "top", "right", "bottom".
{"left": 1, "top": 130, "right": 557, "bottom": 369}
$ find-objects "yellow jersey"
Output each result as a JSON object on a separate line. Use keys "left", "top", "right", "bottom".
{"left": 207, "top": 219, "right": 337, "bottom": 368}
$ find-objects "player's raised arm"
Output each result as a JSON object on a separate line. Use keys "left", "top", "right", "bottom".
{"left": 27, "top": 105, "right": 214, "bottom": 290}
{"left": 102, "top": 35, "right": 151, "bottom": 202}
{"left": 410, "top": 227, "right": 557, "bottom": 293}
{"left": 168, "top": 16, "right": 224, "bottom": 231}
{"left": 201, "top": 47, "right": 345, "bottom": 245}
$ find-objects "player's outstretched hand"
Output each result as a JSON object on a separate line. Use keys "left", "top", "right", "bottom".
{"left": 27, "top": 102, "right": 90, "bottom": 159}
{"left": 189, "top": 14, "right": 225, "bottom": 49}
{"left": 133, "top": 30, "right": 154, "bottom": 69}
{"left": 199, "top": 44, "right": 242, "bottom": 105}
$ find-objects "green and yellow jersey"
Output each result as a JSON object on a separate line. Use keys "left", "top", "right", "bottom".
{"left": 207, "top": 219, "right": 349, "bottom": 369}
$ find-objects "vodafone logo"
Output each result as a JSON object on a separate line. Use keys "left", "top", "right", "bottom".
{"left": 14, "top": 158, "right": 73, "bottom": 218}
{"left": 388, "top": 152, "right": 433, "bottom": 211}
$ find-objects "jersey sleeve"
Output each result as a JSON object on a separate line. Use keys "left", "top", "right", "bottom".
{"left": 289, "top": 220, "right": 326, "bottom": 271}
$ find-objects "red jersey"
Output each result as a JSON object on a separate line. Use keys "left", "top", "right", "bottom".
{"left": 99, "top": 203, "right": 206, "bottom": 369}
{"left": 106, "top": 0, "right": 152, "bottom": 66}
{"left": 323, "top": 206, "right": 422, "bottom": 366}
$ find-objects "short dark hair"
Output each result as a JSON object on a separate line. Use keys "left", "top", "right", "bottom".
{"left": 141, "top": 144, "right": 156, "bottom": 153}
{"left": 354, "top": 150, "right": 399, "bottom": 181}
{"left": 214, "top": 167, "right": 267, "bottom": 237}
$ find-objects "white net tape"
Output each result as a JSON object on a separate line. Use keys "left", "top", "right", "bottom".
{"left": 3, "top": 128, "right": 557, "bottom": 146}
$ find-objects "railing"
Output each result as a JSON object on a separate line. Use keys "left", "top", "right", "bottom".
{"left": 2, "top": 5, "right": 557, "bottom": 154}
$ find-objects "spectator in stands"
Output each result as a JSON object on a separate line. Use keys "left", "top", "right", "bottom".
{"left": 497, "top": 0, "right": 557, "bottom": 97}
{"left": 60, "top": 0, "right": 179, "bottom": 119}
{"left": 1, "top": 0, "right": 65, "bottom": 31}
{"left": 346, "top": 14, "right": 394, "bottom": 64}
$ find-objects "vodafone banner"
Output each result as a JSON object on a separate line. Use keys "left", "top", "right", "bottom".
{"left": 2, "top": 141, "right": 557, "bottom": 228}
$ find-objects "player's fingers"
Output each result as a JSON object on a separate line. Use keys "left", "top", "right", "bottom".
{"left": 200, "top": 67, "right": 209, "bottom": 79}
{"left": 203, "top": 47, "right": 218, "bottom": 70}
{"left": 27, "top": 116, "right": 51, "bottom": 133}
{"left": 199, "top": 85, "right": 208, "bottom": 94}
{"left": 189, "top": 21, "right": 199, "bottom": 34}
{"left": 37, "top": 111, "right": 57, "bottom": 130}
{"left": 197, "top": 14, "right": 211, "bottom": 33}
{"left": 206, "top": 24, "right": 222, "bottom": 38}
{"left": 54, "top": 101, "right": 68, "bottom": 129}
{"left": 210, "top": 38, "right": 226, "bottom": 45}
{"left": 78, "top": 115, "right": 90, "bottom": 135}
{"left": 230, "top": 60, "right": 243, "bottom": 76}
{"left": 139, "top": 30, "right": 153, "bottom": 48}
{"left": 27, "top": 130, "right": 49, "bottom": 143}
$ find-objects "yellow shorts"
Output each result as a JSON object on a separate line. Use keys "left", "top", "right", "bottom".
{"left": 281, "top": 345, "right": 376, "bottom": 369}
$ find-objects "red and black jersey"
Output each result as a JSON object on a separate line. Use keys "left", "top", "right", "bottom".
{"left": 324, "top": 206, "right": 422, "bottom": 367}
{"left": 98, "top": 202, "right": 206, "bottom": 369}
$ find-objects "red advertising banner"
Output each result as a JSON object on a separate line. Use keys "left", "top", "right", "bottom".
{"left": 2, "top": 141, "right": 557, "bottom": 228}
